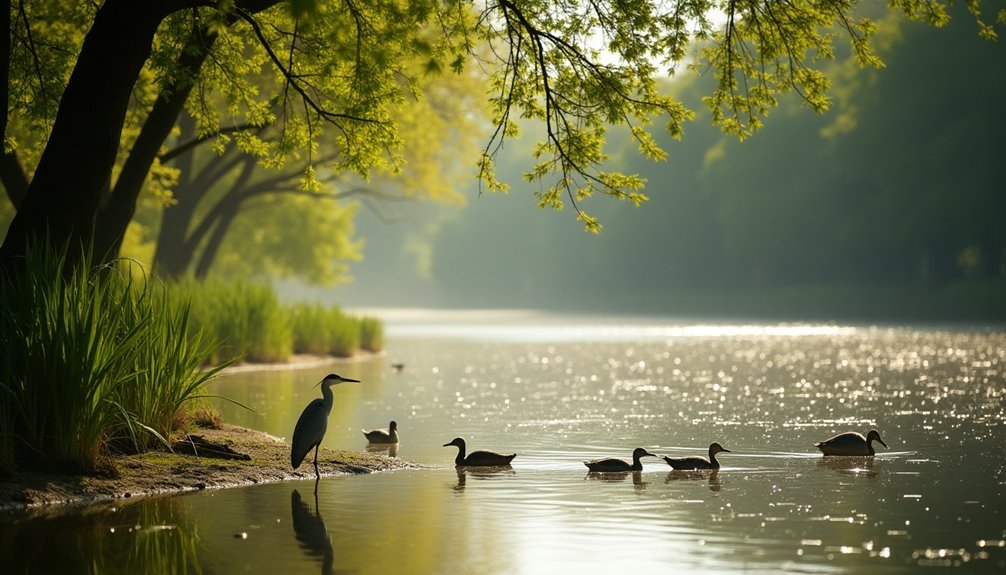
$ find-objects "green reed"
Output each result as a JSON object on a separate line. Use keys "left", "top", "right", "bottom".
{"left": 0, "top": 245, "right": 223, "bottom": 472}
{"left": 289, "top": 303, "right": 365, "bottom": 357}
{"left": 0, "top": 244, "right": 383, "bottom": 474}
{"left": 358, "top": 316, "right": 384, "bottom": 352}
{"left": 167, "top": 278, "right": 292, "bottom": 364}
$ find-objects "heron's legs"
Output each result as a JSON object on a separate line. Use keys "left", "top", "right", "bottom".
{"left": 313, "top": 444, "right": 321, "bottom": 480}
{"left": 312, "top": 444, "right": 322, "bottom": 494}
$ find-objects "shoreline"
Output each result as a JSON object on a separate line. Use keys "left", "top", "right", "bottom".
{"left": 1, "top": 351, "right": 404, "bottom": 515}
{"left": 0, "top": 423, "right": 415, "bottom": 514}
{"left": 218, "top": 350, "right": 386, "bottom": 374}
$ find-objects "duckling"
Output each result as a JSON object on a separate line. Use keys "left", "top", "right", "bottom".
{"left": 662, "top": 442, "right": 731, "bottom": 470}
{"left": 815, "top": 429, "right": 887, "bottom": 456}
{"left": 584, "top": 447, "right": 657, "bottom": 472}
{"left": 442, "top": 437, "right": 516, "bottom": 466}
{"left": 362, "top": 420, "right": 399, "bottom": 444}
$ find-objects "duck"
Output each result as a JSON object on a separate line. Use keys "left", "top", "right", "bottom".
{"left": 362, "top": 420, "right": 399, "bottom": 444}
{"left": 661, "top": 442, "right": 731, "bottom": 470}
{"left": 442, "top": 437, "right": 516, "bottom": 466}
{"left": 815, "top": 429, "right": 888, "bottom": 456}
{"left": 584, "top": 447, "right": 657, "bottom": 472}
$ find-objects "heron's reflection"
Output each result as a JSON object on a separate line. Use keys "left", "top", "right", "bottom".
{"left": 291, "top": 489, "right": 334, "bottom": 575}
{"left": 585, "top": 470, "right": 648, "bottom": 490}
{"left": 453, "top": 466, "right": 515, "bottom": 492}
{"left": 815, "top": 456, "right": 880, "bottom": 478}
{"left": 665, "top": 469, "right": 722, "bottom": 492}
{"left": 365, "top": 442, "right": 398, "bottom": 458}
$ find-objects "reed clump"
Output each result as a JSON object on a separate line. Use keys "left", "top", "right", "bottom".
{"left": 0, "top": 246, "right": 223, "bottom": 473}
{"left": 289, "top": 303, "right": 382, "bottom": 357}
{"left": 0, "top": 246, "right": 384, "bottom": 475}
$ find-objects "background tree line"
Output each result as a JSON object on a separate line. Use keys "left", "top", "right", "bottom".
{"left": 328, "top": 11, "right": 1005, "bottom": 321}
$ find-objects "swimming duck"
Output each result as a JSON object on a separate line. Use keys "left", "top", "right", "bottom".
{"left": 583, "top": 447, "right": 657, "bottom": 472}
{"left": 815, "top": 429, "right": 888, "bottom": 456}
{"left": 442, "top": 437, "right": 517, "bottom": 466}
{"left": 362, "top": 420, "right": 399, "bottom": 444}
{"left": 662, "top": 442, "right": 731, "bottom": 470}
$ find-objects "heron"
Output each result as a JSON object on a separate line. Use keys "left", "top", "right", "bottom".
{"left": 291, "top": 373, "right": 360, "bottom": 488}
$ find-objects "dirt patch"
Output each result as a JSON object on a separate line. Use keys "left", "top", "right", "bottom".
{"left": 0, "top": 423, "right": 416, "bottom": 513}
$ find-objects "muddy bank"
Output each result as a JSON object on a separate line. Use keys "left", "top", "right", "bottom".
{"left": 0, "top": 423, "right": 415, "bottom": 513}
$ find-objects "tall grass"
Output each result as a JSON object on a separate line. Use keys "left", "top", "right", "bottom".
{"left": 0, "top": 244, "right": 384, "bottom": 474}
{"left": 289, "top": 303, "right": 361, "bottom": 357}
{"left": 0, "top": 246, "right": 222, "bottom": 473}
{"left": 359, "top": 316, "right": 384, "bottom": 352}
{"left": 167, "top": 278, "right": 292, "bottom": 364}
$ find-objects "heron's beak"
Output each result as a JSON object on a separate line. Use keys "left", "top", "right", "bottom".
{"left": 342, "top": 377, "right": 361, "bottom": 383}
{"left": 643, "top": 451, "right": 658, "bottom": 458}
{"left": 721, "top": 448, "right": 732, "bottom": 453}
{"left": 878, "top": 439, "right": 888, "bottom": 448}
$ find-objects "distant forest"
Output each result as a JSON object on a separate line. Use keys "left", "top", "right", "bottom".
{"left": 335, "top": 11, "right": 1006, "bottom": 322}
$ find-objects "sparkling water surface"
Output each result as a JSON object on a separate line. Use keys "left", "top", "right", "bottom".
{"left": 3, "top": 311, "right": 1004, "bottom": 574}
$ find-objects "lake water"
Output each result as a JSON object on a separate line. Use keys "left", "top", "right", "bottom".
{"left": 3, "top": 311, "right": 1005, "bottom": 574}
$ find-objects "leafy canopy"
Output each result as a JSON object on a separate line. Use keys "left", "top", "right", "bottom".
{"left": 5, "top": 0, "right": 1003, "bottom": 238}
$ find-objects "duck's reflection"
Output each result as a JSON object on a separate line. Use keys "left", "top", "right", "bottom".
{"left": 291, "top": 489, "right": 335, "bottom": 575}
{"left": 665, "top": 469, "right": 722, "bottom": 491}
{"left": 584, "top": 470, "right": 648, "bottom": 490}
{"left": 365, "top": 442, "right": 399, "bottom": 458}
{"left": 453, "top": 466, "right": 515, "bottom": 492}
{"left": 815, "top": 456, "right": 880, "bottom": 478}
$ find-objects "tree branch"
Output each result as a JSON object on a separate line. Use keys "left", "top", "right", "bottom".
{"left": 160, "top": 121, "right": 262, "bottom": 162}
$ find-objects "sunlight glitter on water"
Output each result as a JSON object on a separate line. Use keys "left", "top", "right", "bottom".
{"left": 385, "top": 315, "right": 860, "bottom": 342}
{"left": 4, "top": 316, "right": 1005, "bottom": 574}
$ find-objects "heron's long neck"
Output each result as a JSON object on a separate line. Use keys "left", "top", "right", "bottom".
{"left": 321, "top": 383, "right": 334, "bottom": 413}
{"left": 866, "top": 440, "right": 876, "bottom": 455}
{"left": 631, "top": 453, "right": 643, "bottom": 471}
{"left": 708, "top": 448, "right": 718, "bottom": 466}
{"left": 454, "top": 444, "right": 466, "bottom": 465}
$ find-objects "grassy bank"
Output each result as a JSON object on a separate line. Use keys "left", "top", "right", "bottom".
{"left": 0, "top": 247, "right": 383, "bottom": 476}
{"left": 167, "top": 279, "right": 384, "bottom": 365}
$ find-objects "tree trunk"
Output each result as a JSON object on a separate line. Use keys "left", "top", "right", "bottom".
{"left": 153, "top": 117, "right": 251, "bottom": 278}
{"left": 0, "top": 0, "right": 169, "bottom": 268}
{"left": 194, "top": 203, "right": 240, "bottom": 279}
{"left": 1, "top": 0, "right": 28, "bottom": 209}
{"left": 0, "top": 151, "right": 28, "bottom": 208}
{"left": 1, "top": 0, "right": 10, "bottom": 150}
{"left": 153, "top": 114, "right": 199, "bottom": 278}
{"left": 192, "top": 158, "right": 259, "bottom": 278}
{"left": 94, "top": 25, "right": 218, "bottom": 262}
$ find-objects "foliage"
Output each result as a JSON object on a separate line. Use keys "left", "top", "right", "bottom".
{"left": 416, "top": 10, "right": 1006, "bottom": 318}
{"left": 4, "top": 0, "right": 1002, "bottom": 272}
{"left": 0, "top": 244, "right": 221, "bottom": 473}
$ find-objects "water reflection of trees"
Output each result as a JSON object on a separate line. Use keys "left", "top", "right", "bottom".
{"left": 0, "top": 496, "right": 201, "bottom": 575}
